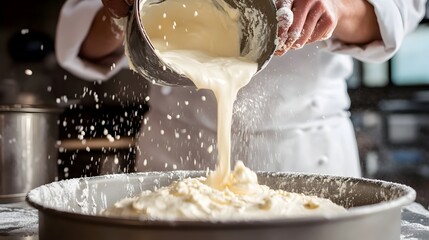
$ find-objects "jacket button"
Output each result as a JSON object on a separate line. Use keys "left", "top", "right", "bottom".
{"left": 317, "top": 156, "right": 328, "bottom": 166}
{"left": 310, "top": 99, "right": 319, "bottom": 108}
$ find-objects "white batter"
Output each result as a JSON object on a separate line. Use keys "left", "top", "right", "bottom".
{"left": 103, "top": 0, "right": 346, "bottom": 220}
{"left": 103, "top": 162, "right": 346, "bottom": 220}
{"left": 139, "top": 0, "right": 258, "bottom": 189}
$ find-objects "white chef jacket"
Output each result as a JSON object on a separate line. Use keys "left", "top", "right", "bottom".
{"left": 56, "top": 0, "right": 426, "bottom": 177}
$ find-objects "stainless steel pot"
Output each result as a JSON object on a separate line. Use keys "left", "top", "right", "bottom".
{"left": 0, "top": 106, "right": 61, "bottom": 203}
{"left": 27, "top": 171, "right": 415, "bottom": 240}
{"left": 125, "top": 0, "right": 278, "bottom": 86}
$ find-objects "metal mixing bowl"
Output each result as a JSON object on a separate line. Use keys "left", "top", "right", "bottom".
{"left": 27, "top": 171, "right": 415, "bottom": 240}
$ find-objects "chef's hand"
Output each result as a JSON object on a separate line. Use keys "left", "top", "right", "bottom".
{"left": 79, "top": 0, "right": 134, "bottom": 62}
{"left": 275, "top": 0, "right": 381, "bottom": 56}
{"left": 102, "top": 0, "right": 133, "bottom": 18}
{"left": 275, "top": 0, "right": 338, "bottom": 56}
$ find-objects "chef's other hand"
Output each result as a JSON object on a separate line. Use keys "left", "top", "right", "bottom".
{"left": 102, "top": 0, "right": 133, "bottom": 18}
{"left": 79, "top": 1, "right": 132, "bottom": 61}
{"left": 275, "top": 0, "right": 381, "bottom": 56}
{"left": 274, "top": 0, "right": 293, "bottom": 56}
{"left": 275, "top": 0, "right": 339, "bottom": 56}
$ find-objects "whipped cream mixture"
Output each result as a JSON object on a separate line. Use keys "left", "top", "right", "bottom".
{"left": 103, "top": 0, "right": 346, "bottom": 220}
{"left": 103, "top": 162, "right": 346, "bottom": 220}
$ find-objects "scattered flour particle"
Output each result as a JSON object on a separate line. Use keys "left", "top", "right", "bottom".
{"left": 207, "top": 145, "right": 214, "bottom": 153}
{"left": 25, "top": 69, "right": 33, "bottom": 76}
{"left": 107, "top": 134, "right": 115, "bottom": 142}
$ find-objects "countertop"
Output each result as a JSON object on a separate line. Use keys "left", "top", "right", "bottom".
{"left": 0, "top": 202, "right": 428, "bottom": 240}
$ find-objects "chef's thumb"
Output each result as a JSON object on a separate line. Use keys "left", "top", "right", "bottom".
{"left": 102, "top": 0, "right": 132, "bottom": 18}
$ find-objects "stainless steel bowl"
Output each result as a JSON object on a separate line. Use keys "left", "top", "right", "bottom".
{"left": 0, "top": 106, "right": 61, "bottom": 203}
{"left": 27, "top": 171, "right": 415, "bottom": 240}
{"left": 125, "top": 0, "right": 278, "bottom": 87}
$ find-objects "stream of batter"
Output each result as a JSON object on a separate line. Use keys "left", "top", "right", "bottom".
{"left": 102, "top": 0, "right": 346, "bottom": 220}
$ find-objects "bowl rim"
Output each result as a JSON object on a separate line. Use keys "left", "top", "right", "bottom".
{"left": 26, "top": 171, "right": 416, "bottom": 229}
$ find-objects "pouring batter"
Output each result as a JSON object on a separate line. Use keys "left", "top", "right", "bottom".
{"left": 137, "top": 0, "right": 258, "bottom": 189}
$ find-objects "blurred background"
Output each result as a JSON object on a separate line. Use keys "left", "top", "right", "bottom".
{"left": 0, "top": 1, "right": 428, "bottom": 206}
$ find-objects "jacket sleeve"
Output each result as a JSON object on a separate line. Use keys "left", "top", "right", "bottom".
{"left": 324, "top": 0, "right": 427, "bottom": 63}
{"left": 55, "top": 0, "right": 128, "bottom": 82}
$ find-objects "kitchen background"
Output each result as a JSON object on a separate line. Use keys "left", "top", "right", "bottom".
{"left": 0, "top": 1, "right": 428, "bottom": 206}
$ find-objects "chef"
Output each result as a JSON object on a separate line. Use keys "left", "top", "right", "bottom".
{"left": 56, "top": 0, "right": 426, "bottom": 177}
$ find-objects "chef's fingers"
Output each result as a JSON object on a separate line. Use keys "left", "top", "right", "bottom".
{"left": 275, "top": 0, "right": 293, "bottom": 11}
{"left": 275, "top": 5, "right": 294, "bottom": 56}
{"left": 283, "top": 0, "right": 313, "bottom": 51}
{"left": 292, "top": 3, "right": 324, "bottom": 49}
{"left": 102, "top": 0, "right": 131, "bottom": 18}
{"left": 307, "top": 13, "right": 335, "bottom": 43}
